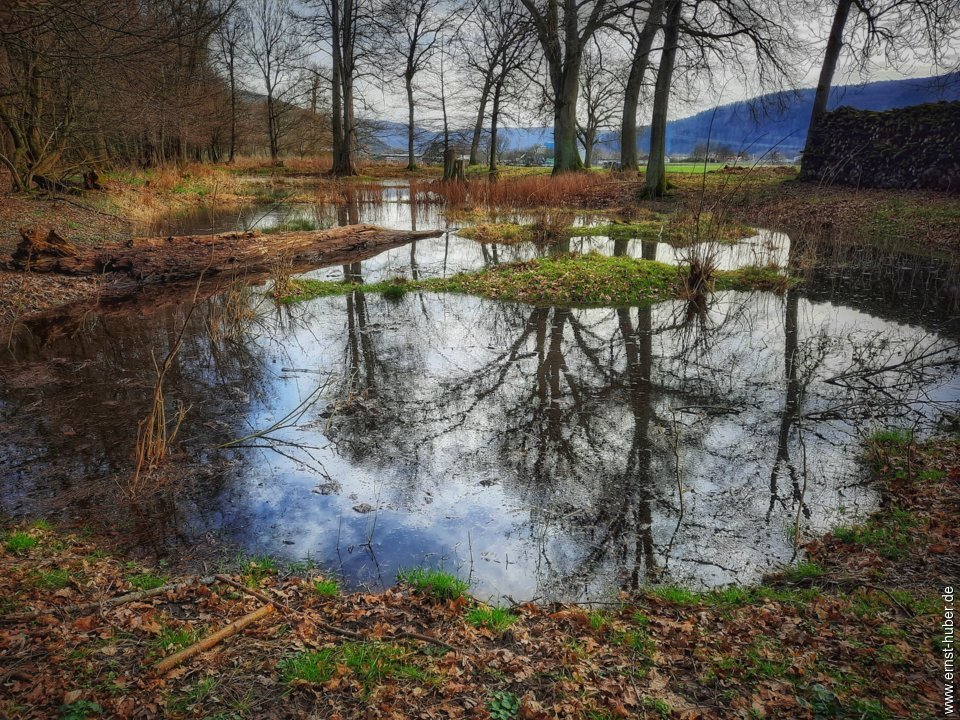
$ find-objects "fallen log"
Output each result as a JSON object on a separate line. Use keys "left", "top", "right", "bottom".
{"left": 3, "top": 224, "right": 443, "bottom": 285}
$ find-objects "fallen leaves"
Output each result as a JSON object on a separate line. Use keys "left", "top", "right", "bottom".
{"left": 1, "top": 438, "right": 957, "bottom": 718}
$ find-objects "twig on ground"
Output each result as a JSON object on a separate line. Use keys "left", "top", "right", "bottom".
{"left": 154, "top": 603, "right": 276, "bottom": 675}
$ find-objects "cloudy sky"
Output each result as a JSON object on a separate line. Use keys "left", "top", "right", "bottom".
{"left": 275, "top": 1, "right": 959, "bottom": 129}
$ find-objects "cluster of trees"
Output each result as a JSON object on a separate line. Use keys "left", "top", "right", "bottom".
{"left": 1, "top": 0, "right": 957, "bottom": 194}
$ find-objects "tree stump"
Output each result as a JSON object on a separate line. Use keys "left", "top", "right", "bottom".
{"left": 442, "top": 150, "right": 466, "bottom": 182}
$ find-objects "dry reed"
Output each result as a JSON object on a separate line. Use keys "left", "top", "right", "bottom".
{"left": 411, "top": 173, "right": 624, "bottom": 212}
{"left": 129, "top": 277, "right": 203, "bottom": 497}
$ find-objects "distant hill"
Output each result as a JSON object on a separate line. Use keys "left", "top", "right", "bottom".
{"left": 365, "top": 73, "right": 960, "bottom": 159}
{"left": 630, "top": 72, "right": 960, "bottom": 158}
{"left": 364, "top": 121, "right": 553, "bottom": 156}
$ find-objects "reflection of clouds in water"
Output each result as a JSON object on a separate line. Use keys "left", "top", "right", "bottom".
{"left": 187, "top": 288, "right": 955, "bottom": 600}
{"left": 3, "top": 197, "right": 958, "bottom": 601}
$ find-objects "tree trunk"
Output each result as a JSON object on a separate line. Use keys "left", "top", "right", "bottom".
{"left": 583, "top": 129, "right": 594, "bottom": 169}
{"left": 405, "top": 74, "right": 416, "bottom": 170}
{"left": 330, "top": 0, "right": 344, "bottom": 172}
{"left": 552, "top": 65, "right": 583, "bottom": 174}
{"left": 621, "top": 0, "right": 664, "bottom": 171}
{"left": 469, "top": 80, "right": 492, "bottom": 166}
{"left": 489, "top": 81, "right": 503, "bottom": 177}
{"left": 228, "top": 58, "right": 237, "bottom": 163}
{"left": 266, "top": 91, "right": 279, "bottom": 163}
{"left": 331, "top": 0, "right": 357, "bottom": 177}
{"left": 801, "top": 0, "right": 853, "bottom": 173}
{"left": 644, "top": 0, "right": 682, "bottom": 198}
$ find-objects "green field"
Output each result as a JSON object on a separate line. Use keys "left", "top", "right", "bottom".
{"left": 664, "top": 162, "right": 727, "bottom": 173}
{"left": 464, "top": 161, "right": 732, "bottom": 177}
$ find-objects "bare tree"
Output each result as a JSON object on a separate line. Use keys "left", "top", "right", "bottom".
{"left": 620, "top": 0, "right": 665, "bottom": 170}
{"left": 518, "top": 0, "right": 647, "bottom": 174}
{"left": 243, "top": 0, "right": 301, "bottom": 163}
{"left": 577, "top": 43, "right": 622, "bottom": 168}
{"left": 376, "top": 0, "right": 452, "bottom": 170}
{"left": 800, "top": 0, "right": 959, "bottom": 166}
{"left": 644, "top": 0, "right": 796, "bottom": 197}
{"left": 0, "top": 0, "right": 228, "bottom": 189}
{"left": 644, "top": 0, "right": 683, "bottom": 196}
{"left": 213, "top": 2, "right": 249, "bottom": 162}
{"left": 458, "top": 0, "right": 535, "bottom": 167}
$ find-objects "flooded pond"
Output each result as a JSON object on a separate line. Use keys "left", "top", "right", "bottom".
{"left": 2, "top": 182, "right": 958, "bottom": 602}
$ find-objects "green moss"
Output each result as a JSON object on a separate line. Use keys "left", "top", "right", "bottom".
{"left": 284, "top": 254, "right": 798, "bottom": 307}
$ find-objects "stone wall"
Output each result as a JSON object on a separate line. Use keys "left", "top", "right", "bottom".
{"left": 800, "top": 101, "right": 960, "bottom": 191}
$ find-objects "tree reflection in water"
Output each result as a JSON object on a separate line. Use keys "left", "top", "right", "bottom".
{"left": 1, "top": 237, "right": 958, "bottom": 600}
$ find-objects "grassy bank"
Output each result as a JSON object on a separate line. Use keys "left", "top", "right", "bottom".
{"left": 281, "top": 254, "right": 793, "bottom": 307}
{"left": 458, "top": 212, "right": 755, "bottom": 246}
{"left": 1, "top": 433, "right": 954, "bottom": 718}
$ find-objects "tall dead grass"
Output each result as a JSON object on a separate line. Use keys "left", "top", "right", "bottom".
{"left": 128, "top": 280, "right": 203, "bottom": 498}
{"left": 410, "top": 173, "right": 624, "bottom": 211}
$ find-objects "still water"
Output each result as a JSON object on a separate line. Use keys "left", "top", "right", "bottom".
{"left": 1, "top": 184, "right": 957, "bottom": 601}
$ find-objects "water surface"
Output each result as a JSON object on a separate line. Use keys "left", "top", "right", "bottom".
{"left": 2, "top": 183, "right": 957, "bottom": 601}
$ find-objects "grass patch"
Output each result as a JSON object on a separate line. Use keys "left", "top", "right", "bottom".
{"left": 5, "top": 531, "right": 38, "bottom": 554}
{"left": 33, "top": 568, "right": 71, "bottom": 589}
{"left": 649, "top": 586, "right": 702, "bottom": 605}
{"left": 663, "top": 162, "right": 727, "bottom": 173}
{"left": 458, "top": 212, "right": 753, "bottom": 246}
{"left": 647, "top": 582, "right": 820, "bottom": 608}
{"left": 779, "top": 561, "right": 827, "bottom": 583}
{"left": 465, "top": 606, "right": 517, "bottom": 633}
{"left": 313, "top": 578, "right": 339, "bottom": 597}
{"left": 868, "top": 428, "right": 914, "bottom": 448}
{"left": 167, "top": 676, "right": 217, "bottom": 715}
{"left": 279, "top": 642, "right": 429, "bottom": 693}
{"left": 832, "top": 507, "right": 918, "bottom": 560}
{"left": 57, "top": 700, "right": 103, "bottom": 720}
{"left": 424, "top": 254, "right": 678, "bottom": 306}
{"left": 154, "top": 625, "right": 201, "bottom": 653}
{"left": 240, "top": 555, "right": 277, "bottom": 587}
{"left": 283, "top": 254, "right": 796, "bottom": 307}
{"left": 128, "top": 573, "right": 166, "bottom": 591}
{"left": 609, "top": 627, "right": 653, "bottom": 656}
{"left": 396, "top": 567, "right": 468, "bottom": 600}
{"left": 458, "top": 223, "right": 531, "bottom": 244}
{"left": 261, "top": 218, "right": 323, "bottom": 234}
{"left": 716, "top": 263, "right": 793, "bottom": 293}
